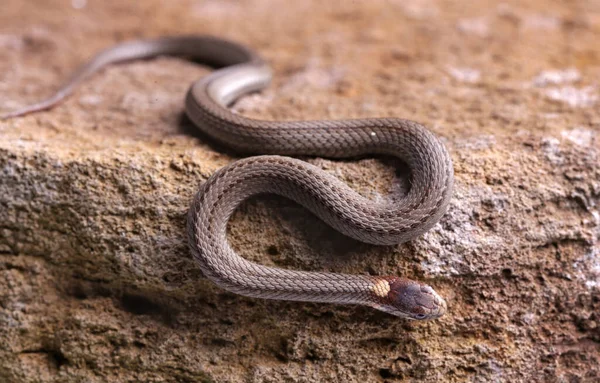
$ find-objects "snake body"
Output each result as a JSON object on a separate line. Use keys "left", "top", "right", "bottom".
{"left": 2, "top": 36, "right": 453, "bottom": 320}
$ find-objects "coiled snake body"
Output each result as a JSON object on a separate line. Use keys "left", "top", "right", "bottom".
{"left": 2, "top": 36, "right": 453, "bottom": 320}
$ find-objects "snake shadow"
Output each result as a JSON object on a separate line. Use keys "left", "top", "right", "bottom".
{"left": 177, "top": 112, "right": 243, "bottom": 157}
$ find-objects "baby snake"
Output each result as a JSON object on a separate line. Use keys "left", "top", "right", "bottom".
{"left": 2, "top": 36, "right": 453, "bottom": 320}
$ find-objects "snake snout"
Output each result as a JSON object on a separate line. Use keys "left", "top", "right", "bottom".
{"left": 416, "top": 284, "right": 447, "bottom": 319}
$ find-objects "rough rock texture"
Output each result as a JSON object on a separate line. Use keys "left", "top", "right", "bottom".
{"left": 1, "top": 0, "right": 599, "bottom": 382}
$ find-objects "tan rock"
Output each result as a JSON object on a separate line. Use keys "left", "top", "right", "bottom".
{"left": 1, "top": 1, "right": 599, "bottom": 382}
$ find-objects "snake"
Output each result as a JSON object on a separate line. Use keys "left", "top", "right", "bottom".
{"left": 2, "top": 36, "right": 453, "bottom": 320}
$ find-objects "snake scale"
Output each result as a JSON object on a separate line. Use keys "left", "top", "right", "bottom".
{"left": 2, "top": 36, "right": 453, "bottom": 320}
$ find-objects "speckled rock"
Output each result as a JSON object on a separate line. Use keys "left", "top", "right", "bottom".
{"left": 1, "top": 0, "right": 599, "bottom": 382}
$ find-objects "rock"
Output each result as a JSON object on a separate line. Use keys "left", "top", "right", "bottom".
{"left": 1, "top": 0, "right": 599, "bottom": 382}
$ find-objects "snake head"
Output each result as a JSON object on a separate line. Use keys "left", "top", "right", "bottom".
{"left": 371, "top": 278, "right": 447, "bottom": 320}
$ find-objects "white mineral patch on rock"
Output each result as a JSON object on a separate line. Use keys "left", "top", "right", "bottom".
{"left": 447, "top": 67, "right": 481, "bottom": 84}
{"left": 561, "top": 127, "right": 594, "bottom": 147}
{"left": 540, "top": 137, "right": 563, "bottom": 165}
{"left": 543, "top": 86, "right": 598, "bottom": 107}
{"left": 533, "top": 68, "right": 580, "bottom": 86}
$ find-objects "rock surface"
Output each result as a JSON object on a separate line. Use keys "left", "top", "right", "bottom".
{"left": 1, "top": 0, "right": 599, "bottom": 382}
